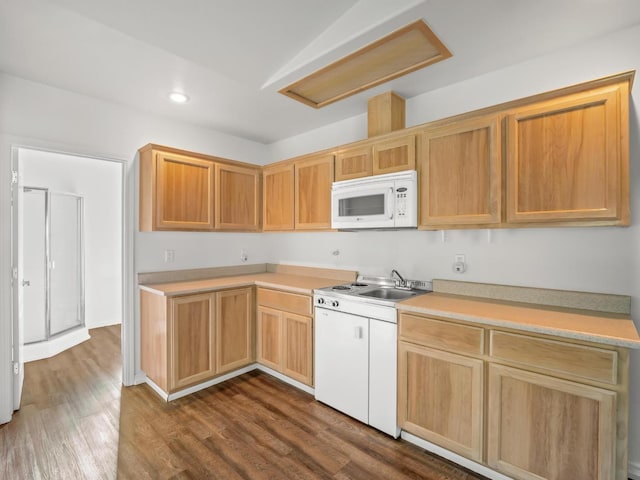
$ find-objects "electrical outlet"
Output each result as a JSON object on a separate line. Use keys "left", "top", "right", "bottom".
{"left": 164, "top": 249, "right": 175, "bottom": 263}
{"left": 453, "top": 253, "right": 466, "bottom": 273}
{"left": 240, "top": 250, "right": 248, "bottom": 263}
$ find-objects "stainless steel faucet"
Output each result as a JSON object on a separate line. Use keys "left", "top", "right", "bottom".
{"left": 391, "top": 269, "right": 406, "bottom": 287}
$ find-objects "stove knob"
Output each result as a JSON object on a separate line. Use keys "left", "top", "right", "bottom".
{"left": 331, "top": 300, "right": 339, "bottom": 307}
{"left": 317, "top": 297, "right": 325, "bottom": 305}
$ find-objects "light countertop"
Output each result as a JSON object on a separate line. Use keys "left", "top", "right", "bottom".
{"left": 397, "top": 292, "right": 640, "bottom": 348}
{"left": 139, "top": 272, "right": 347, "bottom": 296}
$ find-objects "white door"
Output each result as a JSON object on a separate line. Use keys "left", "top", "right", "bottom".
{"left": 22, "top": 188, "right": 47, "bottom": 344}
{"left": 369, "top": 319, "right": 399, "bottom": 437}
{"left": 10, "top": 151, "right": 25, "bottom": 409}
{"left": 314, "top": 308, "right": 369, "bottom": 424}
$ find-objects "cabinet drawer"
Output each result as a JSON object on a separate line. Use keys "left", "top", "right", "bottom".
{"left": 399, "top": 313, "right": 484, "bottom": 356}
{"left": 257, "top": 288, "right": 312, "bottom": 316}
{"left": 489, "top": 331, "right": 617, "bottom": 385}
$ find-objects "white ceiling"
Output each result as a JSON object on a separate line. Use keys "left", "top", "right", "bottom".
{"left": 1, "top": 0, "right": 640, "bottom": 144}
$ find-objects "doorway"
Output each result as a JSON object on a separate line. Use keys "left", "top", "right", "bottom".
{"left": 11, "top": 147, "right": 125, "bottom": 409}
{"left": 22, "top": 187, "right": 87, "bottom": 361}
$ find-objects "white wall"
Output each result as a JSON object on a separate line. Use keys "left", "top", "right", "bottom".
{"left": 21, "top": 148, "right": 122, "bottom": 329}
{"left": 266, "top": 24, "right": 640, "bottom": 472}
{"left": 0, "top": 73, "right": 270, "bottom": 423}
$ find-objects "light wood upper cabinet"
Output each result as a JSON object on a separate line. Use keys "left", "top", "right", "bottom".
{"left": 262, "top": 163, "right": 294, "bottom": 231}
{"left": 140, "top": 148, "right": 215, "bottom": 231}
{"left": 294, "top": 154, "right": 334, "bottom": 230}
{"left": 169, "top": 293, "right": 216, "bottom": 391}
{"left": 215, "top": 287, "right": 254, "bottom": 374}
{"left": 419, "top": 115, "right": 501, "bottom": 226}
{"left": 215, "top": 163, "right": 260, "bottom": 231}
{"left": 335, "top": 145, "right": 372, "bottom": 181}
{"left": 334, "top": 134, "right": 415, "bottom": 182}
{"left": 487, "top": 364, "right": 617, "bottom": 480}
{"left": 372, "top": 134, "right": 416, "bottom": 175}
{"left": 506, "top": 82, "right": 629, "bottom": 225}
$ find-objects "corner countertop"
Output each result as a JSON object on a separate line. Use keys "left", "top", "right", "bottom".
{"left": 139, "top": 272, "right": 347, "bottom": 296}
{"left": 397, "top": 292, "right": 640, "bottom": 348}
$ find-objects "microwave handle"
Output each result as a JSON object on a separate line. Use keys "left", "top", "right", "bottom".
{"left": 387, "top": 187, "right": 394, "bottom": 219}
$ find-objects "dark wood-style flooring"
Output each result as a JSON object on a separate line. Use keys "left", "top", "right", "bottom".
{"left": 1, "top": 326, "right": 486, "bottom": 480}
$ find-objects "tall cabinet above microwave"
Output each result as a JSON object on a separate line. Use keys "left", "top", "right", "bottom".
{"left": 331, "top": 171, "right": 418, "bottom": 230}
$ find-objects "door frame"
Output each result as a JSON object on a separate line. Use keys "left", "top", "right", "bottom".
{"left": 7, "top": 144, "right": 135, "bottom": 413}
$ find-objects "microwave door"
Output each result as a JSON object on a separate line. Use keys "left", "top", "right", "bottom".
{"left": 332, "top": 184, "right": 394, "bottom": 228}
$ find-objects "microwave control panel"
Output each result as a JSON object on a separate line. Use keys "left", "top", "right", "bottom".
{"left": 396, "top": 187, "right": 408, "bottom": 217}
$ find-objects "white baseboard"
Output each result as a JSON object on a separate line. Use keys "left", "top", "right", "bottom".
{"left": 628, "top": 460, "right": 640, "bottom": 480}
{"left": 86, "top": 320, "right": 122, "bottom": 329}
{"left": 167, "top": 365, "right": 258, "bottom": 401}
{"left": 134, "top": 364, "right": 314, "bottom": 401}
{"left": 401, "top": 431, "right": 511, "bottom": 480}
{"left": 133, "top": 371, "right": 148, "bottom": 385}
{"left": 24, "top": 328, "right": 90, "bottom": 362}
{"left": 255, "top": 365, "right": 315, "bottom": 395}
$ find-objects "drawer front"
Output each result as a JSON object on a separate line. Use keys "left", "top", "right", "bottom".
{"left": 490, "top": 331, "right": 618, "bottom": 385}
{"left": 399, "top": 313, "right": 484, "bottom": 356}
{"left": 257, "top": 288, "right": 312, "bottom": 316}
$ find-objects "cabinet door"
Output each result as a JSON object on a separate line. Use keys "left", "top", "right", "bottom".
{"left": 215, "top": 288, "right": 254, "bottom": 374}
{"left": 169, "top": 293, "right": 216, "bottom": 391}
{"left": 256, "top": 306, "right": 282, "bottom": 370}
{"left": 506, "top": 84, "right": 628, "bottom": 224}
{"left": 262, "top": 163, "right": 294, "bottom": 231}
{"left": 419, "top": 116, "right": 501, "bottom": 226}
{"left": 335, "top": 145, "right": 372, "bottom": 181}
{"left": 215, "top": 163, "right": 260, "bottom": 231}
{"left": 372, "top": 134, "right": 415, "bottom": 175}
{"left": 487, "top": 364, "right": 616, "bottom": 480}
{"left": 282, "top": 312, "right": 313, "bottom": 386}
{"left": 398, "top": 342, "right": 483, "bottom": 461}
{"left": 294, "top": 154, "right": 334, "bottom": 230}
{"left": 155, "top": 151, "right": 215, "bottom": 231}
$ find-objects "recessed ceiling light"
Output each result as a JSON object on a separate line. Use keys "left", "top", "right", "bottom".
{"left": 168, "top": 91, "right": 189, "bottom": 103}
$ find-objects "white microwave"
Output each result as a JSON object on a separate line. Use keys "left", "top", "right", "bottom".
{"left": 331, "top": 170, "right": 418, "bottom": 230}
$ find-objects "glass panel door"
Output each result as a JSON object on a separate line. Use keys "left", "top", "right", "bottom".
{"left": 49, "top": 193, "right": 84, "bottom": 337}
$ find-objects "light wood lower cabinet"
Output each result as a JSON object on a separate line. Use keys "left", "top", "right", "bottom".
{"left": 140, "top": 287, "right": 254, "bottom": 394}
{"left": 256, "top": 288, "right": 313, "bottom": 386}
{"left": 215, "top": 288, "right": 254, "bottom": 374}
{"left": 281, "top": 312, "right": 313, "bottom": 384}
{"left": 398, "top": 311, "right": 629, "bottom": 480}
{"left": 170, "top": 293, "right": 216, "bottom": 391}
{"left": 487, "top": 364, "right": 617, "bottom": 480}
{"left": 398, "top": 341, "right": 484, "bottom": 461}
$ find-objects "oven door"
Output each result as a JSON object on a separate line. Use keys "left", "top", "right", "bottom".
{"left": 331, "top": 182, "right": 394, "bottom": 229}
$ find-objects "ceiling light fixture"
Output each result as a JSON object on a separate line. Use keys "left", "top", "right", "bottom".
{"left": 168, "top": 91, "right": 189, "bottom": 103}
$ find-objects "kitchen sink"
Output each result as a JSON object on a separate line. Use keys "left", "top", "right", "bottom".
{"left": 357, "top": 288, "right": 420, "bottom": 301}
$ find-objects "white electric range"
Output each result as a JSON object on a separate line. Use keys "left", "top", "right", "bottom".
{"left": 313, "top": 276, "right": 431, "bottom": 437}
